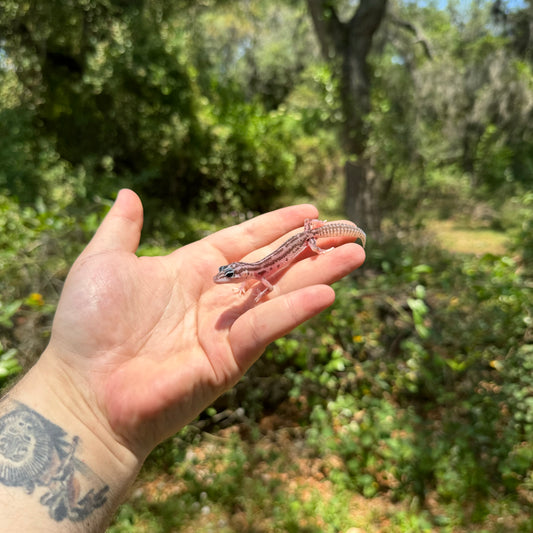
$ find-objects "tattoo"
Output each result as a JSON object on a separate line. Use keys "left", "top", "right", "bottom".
{"left": 0, "top": 400, "right": 109, "bottom": 522}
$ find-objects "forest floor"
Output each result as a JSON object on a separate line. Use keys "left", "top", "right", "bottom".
{"left": 112, "top": 414, "right": 529, "bottom": 533}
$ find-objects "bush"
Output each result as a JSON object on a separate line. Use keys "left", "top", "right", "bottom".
{"left": 259, "top": 237, "right": 533, "bottom": 517}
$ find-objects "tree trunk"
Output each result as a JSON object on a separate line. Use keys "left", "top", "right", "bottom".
{"left": 307, "top": 0, "right": 388, "bottom": 234}
{"left": 344, "top": 158, "right": 380, "bottom": 233}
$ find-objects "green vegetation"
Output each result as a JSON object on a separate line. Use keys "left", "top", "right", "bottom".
{"left": 1, "top": 0, "right": 532, "bottom": 530}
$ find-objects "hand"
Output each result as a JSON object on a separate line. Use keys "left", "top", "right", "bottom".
{"left": 39, "top": 189, "right": 365, "bottom": 459}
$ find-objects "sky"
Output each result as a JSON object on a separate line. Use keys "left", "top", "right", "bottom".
{"left": 417, "top": 0, "right": 528, "bottom": 8}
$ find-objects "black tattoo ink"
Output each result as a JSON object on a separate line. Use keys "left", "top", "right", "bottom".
{"left": 0, "top": 401, "right": 109, "bottom": 522}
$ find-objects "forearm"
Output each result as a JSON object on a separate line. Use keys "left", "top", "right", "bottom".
{"left": 0, "top": 358, "right": 142, "bottom": 532}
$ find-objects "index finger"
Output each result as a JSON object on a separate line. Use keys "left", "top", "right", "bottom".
{"left": 206, "top": 204, "right": 319, "bottom": 262}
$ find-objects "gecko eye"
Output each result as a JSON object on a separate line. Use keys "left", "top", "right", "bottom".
{"left": 224, "top": 269, "right": 235, "bottom": 279}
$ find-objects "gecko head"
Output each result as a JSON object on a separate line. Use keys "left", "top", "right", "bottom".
{"left": 213, "top": 263, "right": 239, "bottom": 284}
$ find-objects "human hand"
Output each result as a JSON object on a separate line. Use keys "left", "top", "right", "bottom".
{"left": 38, "top": 189, "right": 365, "bottom": 459}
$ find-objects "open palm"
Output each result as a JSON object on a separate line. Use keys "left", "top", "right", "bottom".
{"left": 44, "top": 189, "right": 365, "bottom": 458}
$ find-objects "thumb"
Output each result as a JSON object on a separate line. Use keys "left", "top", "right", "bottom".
{"left": 84, "top": 189, "right": 144, "bottom": 255}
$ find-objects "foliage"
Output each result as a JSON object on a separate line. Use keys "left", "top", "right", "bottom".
{"left": 1, "top": 0, "right": 533, "bottom": 529}
{"left": 108, "top": 426, "right": 463, "bottom": 533}
{"left": 0, "top": 343, "right": 22, "bottom": 383}
{"left": 109, "top": 431, "right": 359, "bottom": 533}
{"left": 261, "top": 238, "right": 533, "bottom": 524}
{"left": 0, "top": 0, "right": 312, "bottom": 221}
{"left": 2, "top": 0, "right": 533, "bottom": 222}
{"left": 505, "top": 190, "right": 533, "bottom": 272}
{"left": 368, "top": 1, "right": 533, "bottom": 224}
{"left": 0, "top": 190, "right": 105, "bottom": 386}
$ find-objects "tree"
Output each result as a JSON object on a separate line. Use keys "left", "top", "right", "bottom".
{"left": 0, "top": 0, "right": 302, "bottom": 218}
{"left": 306, "top": 0, "right": 388, "bottom": 232}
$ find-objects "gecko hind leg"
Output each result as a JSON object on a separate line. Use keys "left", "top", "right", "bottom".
{"left": 308, "top": 236, "right": 334, "bottom": 255}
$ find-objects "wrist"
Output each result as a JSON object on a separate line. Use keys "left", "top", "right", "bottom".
{"left": 0, "top": 350, "right": 142, "bottom": 531}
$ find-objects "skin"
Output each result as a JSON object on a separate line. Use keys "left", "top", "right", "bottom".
{"left": 0, "top": 189, "right": 365, "bottom": 531}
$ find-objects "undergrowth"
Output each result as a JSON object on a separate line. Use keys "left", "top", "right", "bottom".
{"left": 107, "top": 231, "right": 533, "bottom": 531}
{"left": 1, "top": 194, "right": 532, "bottom": 531}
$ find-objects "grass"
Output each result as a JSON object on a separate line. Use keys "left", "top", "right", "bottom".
{"left": 427, "top": 219, "right": 509, "bottom": 256}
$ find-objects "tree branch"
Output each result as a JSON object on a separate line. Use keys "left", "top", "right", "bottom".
{"left": 389, "top": 14, "right": 433, "bottom": 60}
{"left": 350, "top": 0, "right": 389, "bottom": 38}
{"left": 306, "top": 0, "right": 344, "bottom": 60}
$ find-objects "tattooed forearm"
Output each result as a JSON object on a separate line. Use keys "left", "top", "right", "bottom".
{"left": 0, "top": 400, "right": 109, "bottom": 522}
